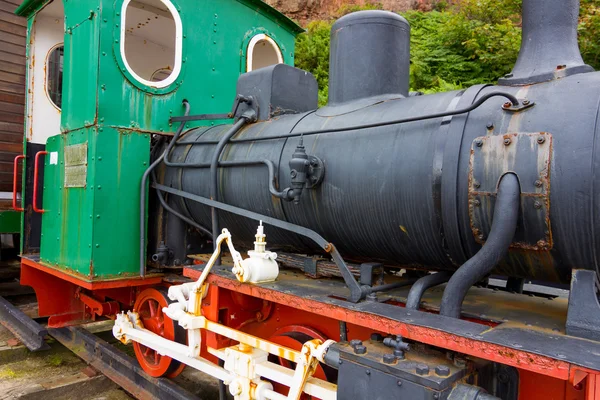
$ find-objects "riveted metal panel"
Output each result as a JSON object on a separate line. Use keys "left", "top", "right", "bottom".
{"left": 64, "top": 142, "right": 87, "bottom": 188}
{"left": 469, "top": 132, "right": 553, "bottom": 251}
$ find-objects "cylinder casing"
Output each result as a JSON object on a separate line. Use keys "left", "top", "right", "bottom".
{"left": 164, "top": 70, "right": 600, "bottom": 284}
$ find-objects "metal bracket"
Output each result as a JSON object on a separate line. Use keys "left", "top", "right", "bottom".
{"left": 501, "top": 98, "right": 535, "bottom": 112}
{"left": 306, "top": 156, "right": 325, "bottom": 189}
{"left": 566, "top": 269, "right": 600, "bottom": 341}
{"left": 359, "top": 263, "right": 384, "bottom": 287}
{"left": 303, "top": 256, "right": 319, "bottom": 278}
{"left": 169, "top": 95, "right": 258, "bottom": 124}
{"left": 469, "top": 132, "right": 552, "bottom": 251}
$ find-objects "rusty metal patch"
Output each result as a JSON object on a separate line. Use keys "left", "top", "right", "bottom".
{"left": 469, "top": 132, "right": 552, "bottom": 251}
{"left": 64, "top": 142, "right": 88, "bottom": 188}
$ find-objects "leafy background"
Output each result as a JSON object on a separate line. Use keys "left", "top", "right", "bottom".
{"left": 293, "top": 0, "right": 600, "bottom": 105}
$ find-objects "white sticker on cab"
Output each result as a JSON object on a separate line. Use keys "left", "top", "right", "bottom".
{"left": 50, "top": 152, "right": 58, "bottom": 165}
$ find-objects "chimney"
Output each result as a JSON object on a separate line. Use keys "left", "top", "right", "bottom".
{"left": 498, "top": 0, "right": 594, "bottom": 86}
{"left": 328, "top": 11, "right": 410, "bottom": 105}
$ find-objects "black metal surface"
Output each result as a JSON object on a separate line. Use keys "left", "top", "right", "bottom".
{"left": 406, "top": 272, "right": 452, "bottom": 310}
{"left": 566, "top": 269, "right": 600, "bottom": 341}
{"left": 170, "top": 113, "right": 231, "bottom": 123}
{"left": 329, "top": 11, "right": 410, "bottom": 104}
{"left": 498, "top": 0, "right": 593, "bottom": 86}
{"left": 49, "top": 326, "right": 199, "bottom": 400}
{"left": 469, "top": 133, "right": 552, "bottom": 250}
{"left": 336, "top": 339, "right": 473, "bottom": 400}
{"left": 140, "top": 101, "right": 191, "bottom": 276}
{"left": 235, "top": 64, "right": 318, "bottom": 121}
{"left": 210, "top": 116, "right": 254, "bottom": 265}
{"left": 0, "top": 296, "right": 49, "bottom": 351}
{"left": 156, "top": 2, "right": 600, "bottom": 291}
{"left": 448, "top": 384, "right": 499, "bottom": 400}
{"left": 440, "top": 174, "right": 520, "bottom": 318}
{"left": 153, "top": 183, "right": 367, "bottom": 302}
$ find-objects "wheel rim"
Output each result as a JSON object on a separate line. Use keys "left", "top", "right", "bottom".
{"left": 133, "top": 288, "right": 185, "bottom": 378}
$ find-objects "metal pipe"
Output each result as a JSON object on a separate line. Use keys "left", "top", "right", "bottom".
{"left": 405, "top": 272, "right": 452, "bottom": 310}
{"left": 139, "top": 101, "right": 190, "bottom": 277}
{"left": 151, "top": 169, "right": 212, "bottom": 238}
{"left": 210, "top": 118, "right": 251, "bottom": 263}
{"left": 364, "top": 279, "right": 418, "bottom": 295}
{"left": 172, "top": 92, "right": 520, "bottom": 146}
{"left": 439, "top": 173, "right": 520, "bottom": 319}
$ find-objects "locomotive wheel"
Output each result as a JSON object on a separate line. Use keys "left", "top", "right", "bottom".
{"left": 267, "top": 325, "right": 336, "bottom": 399}
{"left": 133, "top": 287, "right": 186, "bottom": 378}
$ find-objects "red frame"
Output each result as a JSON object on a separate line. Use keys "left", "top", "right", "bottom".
{"left": 12, "top": 155, "right": 25, "bottom": 212}
{"left": 187, "top": 268, "right": 600, "bottom": 400}
{"left": 33, "top": 151, "right": 48, "bottom": 213}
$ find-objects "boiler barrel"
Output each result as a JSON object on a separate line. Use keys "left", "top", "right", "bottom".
{"left": 165, "top": 71, "right": 600, "bottom": 284}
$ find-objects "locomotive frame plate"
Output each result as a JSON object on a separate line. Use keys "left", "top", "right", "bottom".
{"left": 469, "top": 132, "right": 552, "bottom": 251}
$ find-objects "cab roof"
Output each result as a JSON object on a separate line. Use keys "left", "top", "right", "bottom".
{"left": 15, "top": 0, "right": 304, "bottom": 35}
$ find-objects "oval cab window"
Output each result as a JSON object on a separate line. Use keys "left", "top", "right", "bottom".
{"left": 247, "top": 34, "right": 283, "bottom": 72}
{"left": 46, "top": 45, "right": 64, "bottom": 109}
{"left": 120, "top": 0, "right": 182, "bottom": 88}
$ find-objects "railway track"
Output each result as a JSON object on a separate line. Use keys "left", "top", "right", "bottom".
{"left": 0, "top": 262, "right": 218, "bottom": 400}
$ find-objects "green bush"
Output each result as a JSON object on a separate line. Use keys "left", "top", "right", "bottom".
{"left": 294, "top": 0, "right": 600, "bottom": 105}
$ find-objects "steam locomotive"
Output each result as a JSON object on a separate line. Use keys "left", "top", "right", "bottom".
{"left": 9, "top": 0, "right": 600, "bottom": 398}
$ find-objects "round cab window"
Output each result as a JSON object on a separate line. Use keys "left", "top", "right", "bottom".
{"left": 121, "top": 0, "right": 182, "bottom": 88}
{"left": 247, "top": 34, "right": 283, "bottom": 72}
{"left": 46, "top": 45, "right": 64, "bottom": 109}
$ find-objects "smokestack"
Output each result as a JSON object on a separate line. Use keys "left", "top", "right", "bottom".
{"left": 498, "top": 0, "right": 593, "bottom": 86}
{"left": 328, "top": 11, "right": 410, "bottom": 105}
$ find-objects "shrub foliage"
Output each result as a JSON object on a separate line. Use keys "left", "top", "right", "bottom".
{"left": 294, "top": 0, "right": 600, "bottom": 105}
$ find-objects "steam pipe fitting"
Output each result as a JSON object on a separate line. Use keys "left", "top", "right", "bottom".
{"left": 139, "top": 100, "right": 190, "bottom": 277}
{"left": 405, "top": 272, "right": 452, "bottom": 310}
{"left": 439, "top": 173, "right": 520, "bottom": 319}
{"left": 288, "top": 137, "right": 310, "bottom": 204}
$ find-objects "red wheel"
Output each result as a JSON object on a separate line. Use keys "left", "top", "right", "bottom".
{"left": 133, "top": 288, "right": 186, "bottom": 378}
{"left": 268, "top": 325, "right": 336, "bottom": 399}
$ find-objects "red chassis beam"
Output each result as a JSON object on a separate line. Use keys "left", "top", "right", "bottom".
{"left": 20, "top": 257, "right": 162, "bottom": 327}
{"left": 186, "top": 267, "right": 600, "bottom": 400}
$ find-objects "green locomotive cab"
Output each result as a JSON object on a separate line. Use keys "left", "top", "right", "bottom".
{"left": 15, "top": 0, "right": 301, "bottom": 284}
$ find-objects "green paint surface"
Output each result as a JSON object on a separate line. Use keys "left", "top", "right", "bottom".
{"left": 0, "top": 211, "right": 22, "bottom": 234}
{"left": 26, "top": 0, "right": 300, "bottom": 280}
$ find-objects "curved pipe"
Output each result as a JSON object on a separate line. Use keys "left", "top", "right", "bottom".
{"left": 139, "top": 101, "right": 190, "bottom": 277}
{"left": 439, "top": 173, "right": 521, "bottom": 318}
{"left": 209, "top": 118, "right": 252, "bottom": 259}
{"left": 405, "top": 271, "right": 452, "bottom": 310}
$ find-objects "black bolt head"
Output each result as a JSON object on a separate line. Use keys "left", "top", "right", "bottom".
{"left": 383, "top": 354, "right": 396, "bottom": 364}
{"left": 475, "top": 139, "right": 483, "bottom": 147}
{"left": 534, "top": 180, "right": 543, "bottom": 188}
{"left": 504, "top": 138, "right": 512, "bottom": 146}
{"left": 416, "top": 364, "right": 430, "bottom": 375}
{"left": 354, "top": 345, "right": 367, "bottom": 355}
{"left": 371, "top": 333, "right": 384, "bottom": 342}
{"left": 486, "top": 122, "right": 494, "bottom": 130}
{"left": 435, "top": 365, "right": 450, "bottom": 377}
{"left": 349, "top": 339, "right": 362, "bottom": 348}
{"left": 537, "top": 136, "right": 546, "bottom": 144}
